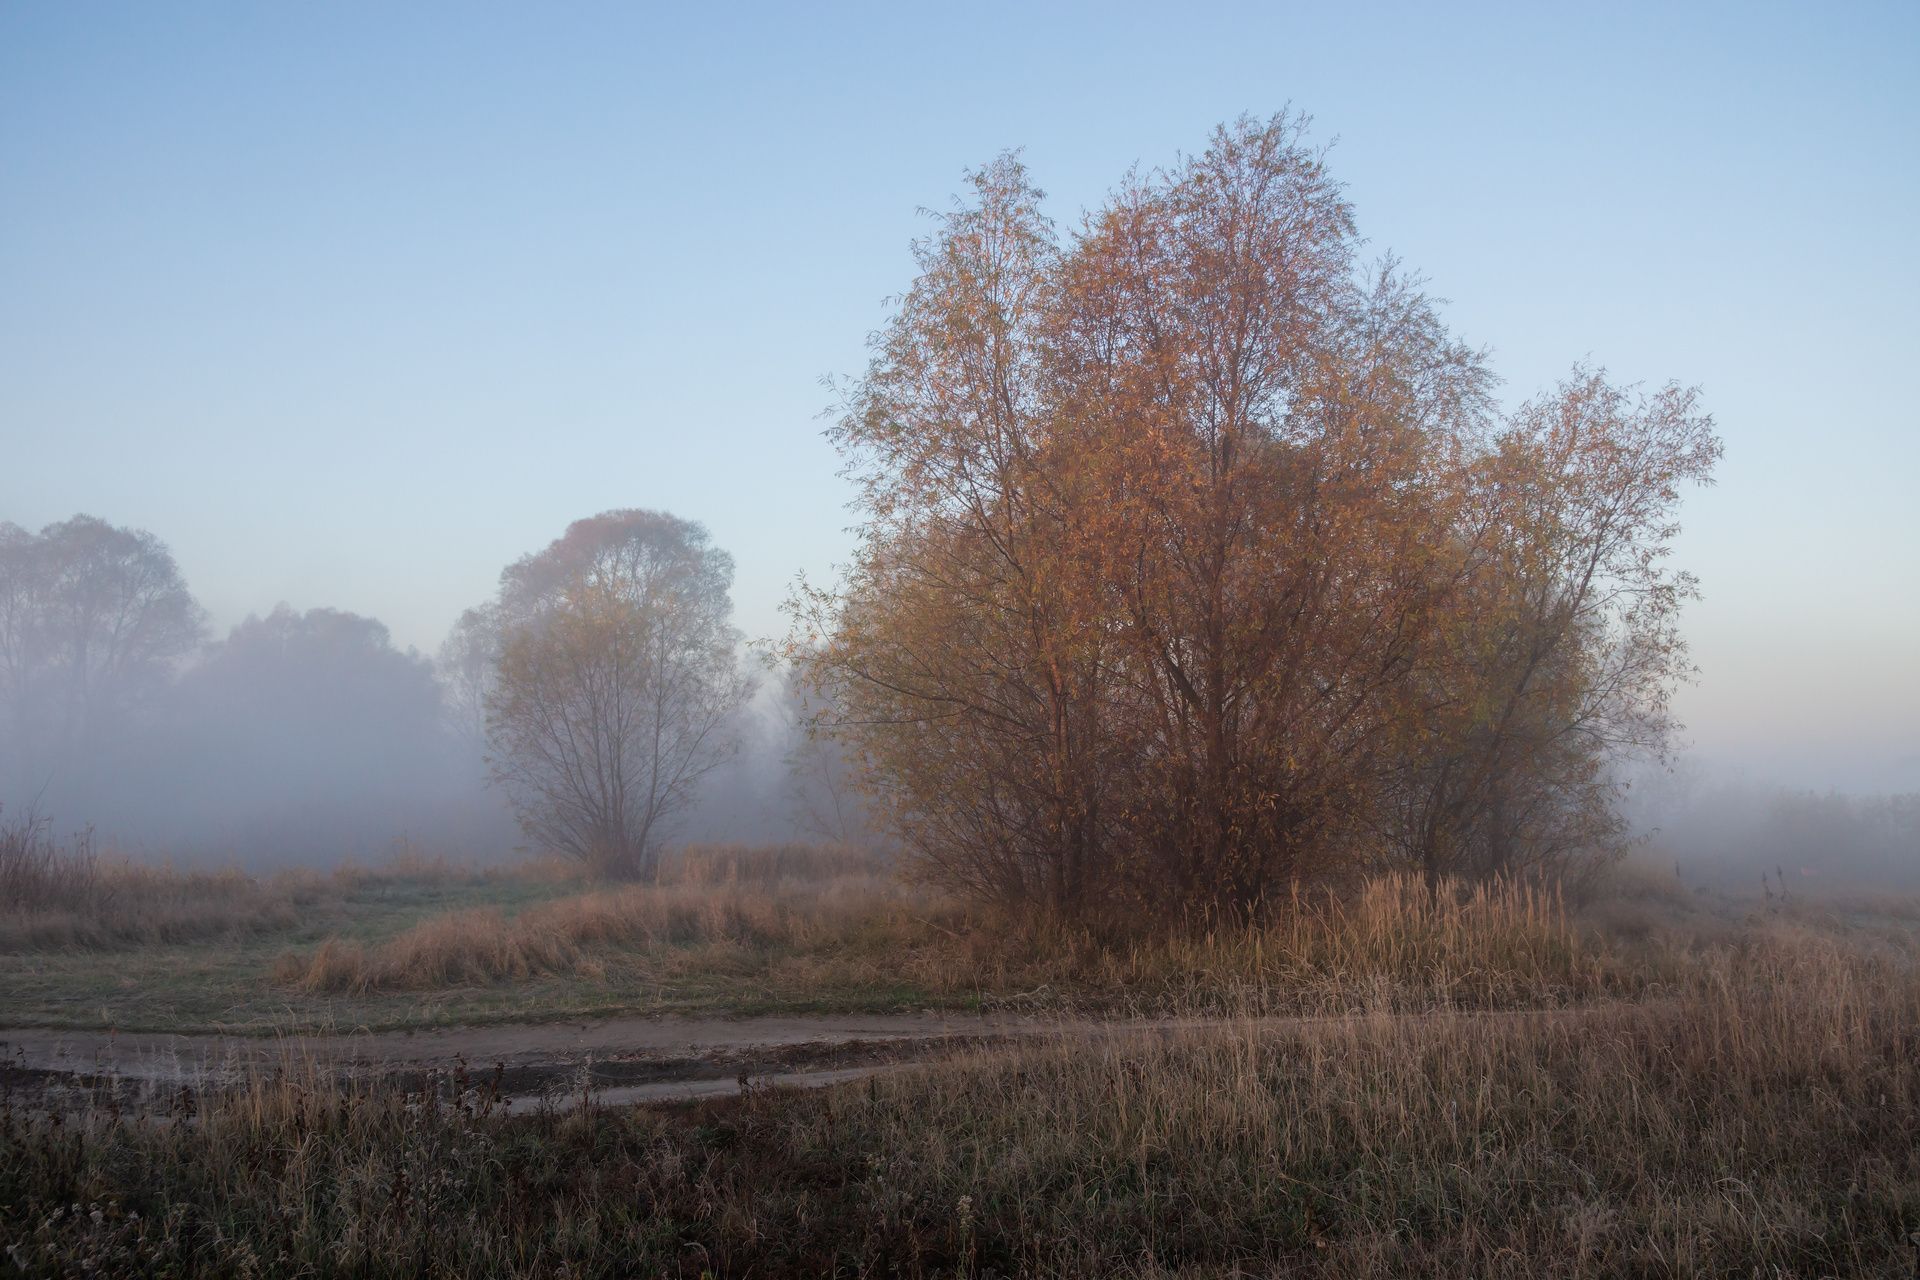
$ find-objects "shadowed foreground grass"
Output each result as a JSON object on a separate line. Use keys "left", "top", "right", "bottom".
{"left": 5, "top": 935, "right": 1916, "bottom": 1277}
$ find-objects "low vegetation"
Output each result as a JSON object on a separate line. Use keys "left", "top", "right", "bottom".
{"left": 2, "top": 841, "right": 969, "bottom": 1031}
{"left": 270, "top": 845, "right": 930, "bottom": 995}
{"left": 6, "top": 836, "right": 1919, "bottom": 1275}
{"left": 8, "top": 835, "right": 1918, "bottom": 1032}
{"left": 0, "top": 808, "right": 306, "bottom": 951}
{"left": 0, "top": 830, "right": 588, "bottom": 1030}
{"left": 268, "top": 870, "right": 1613, "bottom": 1021}
{"left": 5, "top": 918, "right": 1915, "bottom": 1277}
{"left": 0, "top": 806, "right": 533, "bottom": 955}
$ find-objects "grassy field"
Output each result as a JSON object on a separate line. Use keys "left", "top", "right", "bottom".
{"left": 1, "top": 842, "right": 1652, "bottom": 1033}
{"left": 2, "top": 843, "right": 982, "bottom": 1031}
{"left": 1, "top": 862, "right": 584, "bottom": 1031}
{"left": 4, "top": 837, "right": 1918, "bottom": 1035}
{"left": 5, "top": 829, "right": 1920, "bottom": 1276}
{"left": 4, "top": 909, "right": 1917, "bottom": 1277}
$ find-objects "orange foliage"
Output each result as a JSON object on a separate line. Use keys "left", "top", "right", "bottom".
{"left": 793, "top": 115, "right": 1719, "bottom": 920}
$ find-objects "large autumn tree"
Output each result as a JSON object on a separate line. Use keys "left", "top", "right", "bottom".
{"left": 484, "top": 510, "right": 750, "bottom": 880}
{"left": 794, "top": 114, "right": 1719, "bottom": 920}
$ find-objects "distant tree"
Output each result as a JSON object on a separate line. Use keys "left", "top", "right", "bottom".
{"left": 158, "top": 604, "right": 463, "bottom": 857}
{"left": 773, "top": 661, "right": 870, "bottom": 846}
{"left": 0, "top": 515, "right": 204, "bottom": 808}
{"left": 436, "top": 601, "right": 501, "bottom": 753}
{"left": 485, "top": 511, "right": 750, "bottom": 880}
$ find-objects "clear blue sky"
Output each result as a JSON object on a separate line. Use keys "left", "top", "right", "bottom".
{"left": 3, "top": 2, "right": 1915, "bottom": 791}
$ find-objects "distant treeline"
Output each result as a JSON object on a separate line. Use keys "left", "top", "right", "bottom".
{"left": 1635, "top": 781, "right": 1920, "bottom": 891}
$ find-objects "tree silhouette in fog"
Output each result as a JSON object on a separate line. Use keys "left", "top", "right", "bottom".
{"left": 482, "top": 510, "right": 751, "bottom": 880}
{"left": 0, "top": 515, "right": 204, "bottom": 814}
{"left": 160, "top": 605, "right": 469, "bottom": 858}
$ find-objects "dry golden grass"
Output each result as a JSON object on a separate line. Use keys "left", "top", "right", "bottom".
{"left": 861, "top": 939, "right": 1920, "bottom": 1276}
{"left": 270, "top": 858, "right": 1622, "bottom": 1019}
{"left": 0, "top": 864, "right": 307, "bottom": 951}
{"left": 659, "top": 840, "right": 897, "bottom": 885}
{"left": 0, "top": 804, "right": 311, "bottom": 950}
{"left": 272, "top": 844, "right": 937, "bottom": 994}
{"left": 12, "top": 844, "right": 1920, "bottom": 1274}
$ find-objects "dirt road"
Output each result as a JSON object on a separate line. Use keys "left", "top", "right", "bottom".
{"left": 1, "top": 1010, "right": 1051, "bottom": 1108}
{"left": 1, "top": 1004, "right": 1621, "bottom": 1110}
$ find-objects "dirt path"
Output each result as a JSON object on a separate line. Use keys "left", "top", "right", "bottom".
{"left": 0, "top": 1011, "right": 1031, "bottom": 1080}
{"left": 1, "top": 1011, "right": 1054, "bottom": 1109}
{"left": 1, "top": 1004, "right": 1629, "bottom": 1110}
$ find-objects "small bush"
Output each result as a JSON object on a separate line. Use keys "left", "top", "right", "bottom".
{"left": 0, "top": 805, "right": 100, "bottom": 914}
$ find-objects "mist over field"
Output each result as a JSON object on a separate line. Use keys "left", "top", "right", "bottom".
{"left": 1, "top": 510, "right": 1911, "bottom": 890}
{"left": 3, "top": 9, "right": 1918, "bottom": 1276}
{"left": 0, "top": 527, "right": 841, "bottom": 867}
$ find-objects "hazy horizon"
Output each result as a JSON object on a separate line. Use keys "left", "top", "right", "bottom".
{"left": 5, "top": 2, "right": 1917, "bottom": 796}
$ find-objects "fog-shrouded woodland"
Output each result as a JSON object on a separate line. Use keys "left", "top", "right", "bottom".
{"left": 0, "top": 510, "right": 858, "bottom": 871}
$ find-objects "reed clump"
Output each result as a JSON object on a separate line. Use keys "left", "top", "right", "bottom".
{"left": 0, "top": 808, "right": 304, "bottom": 951}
